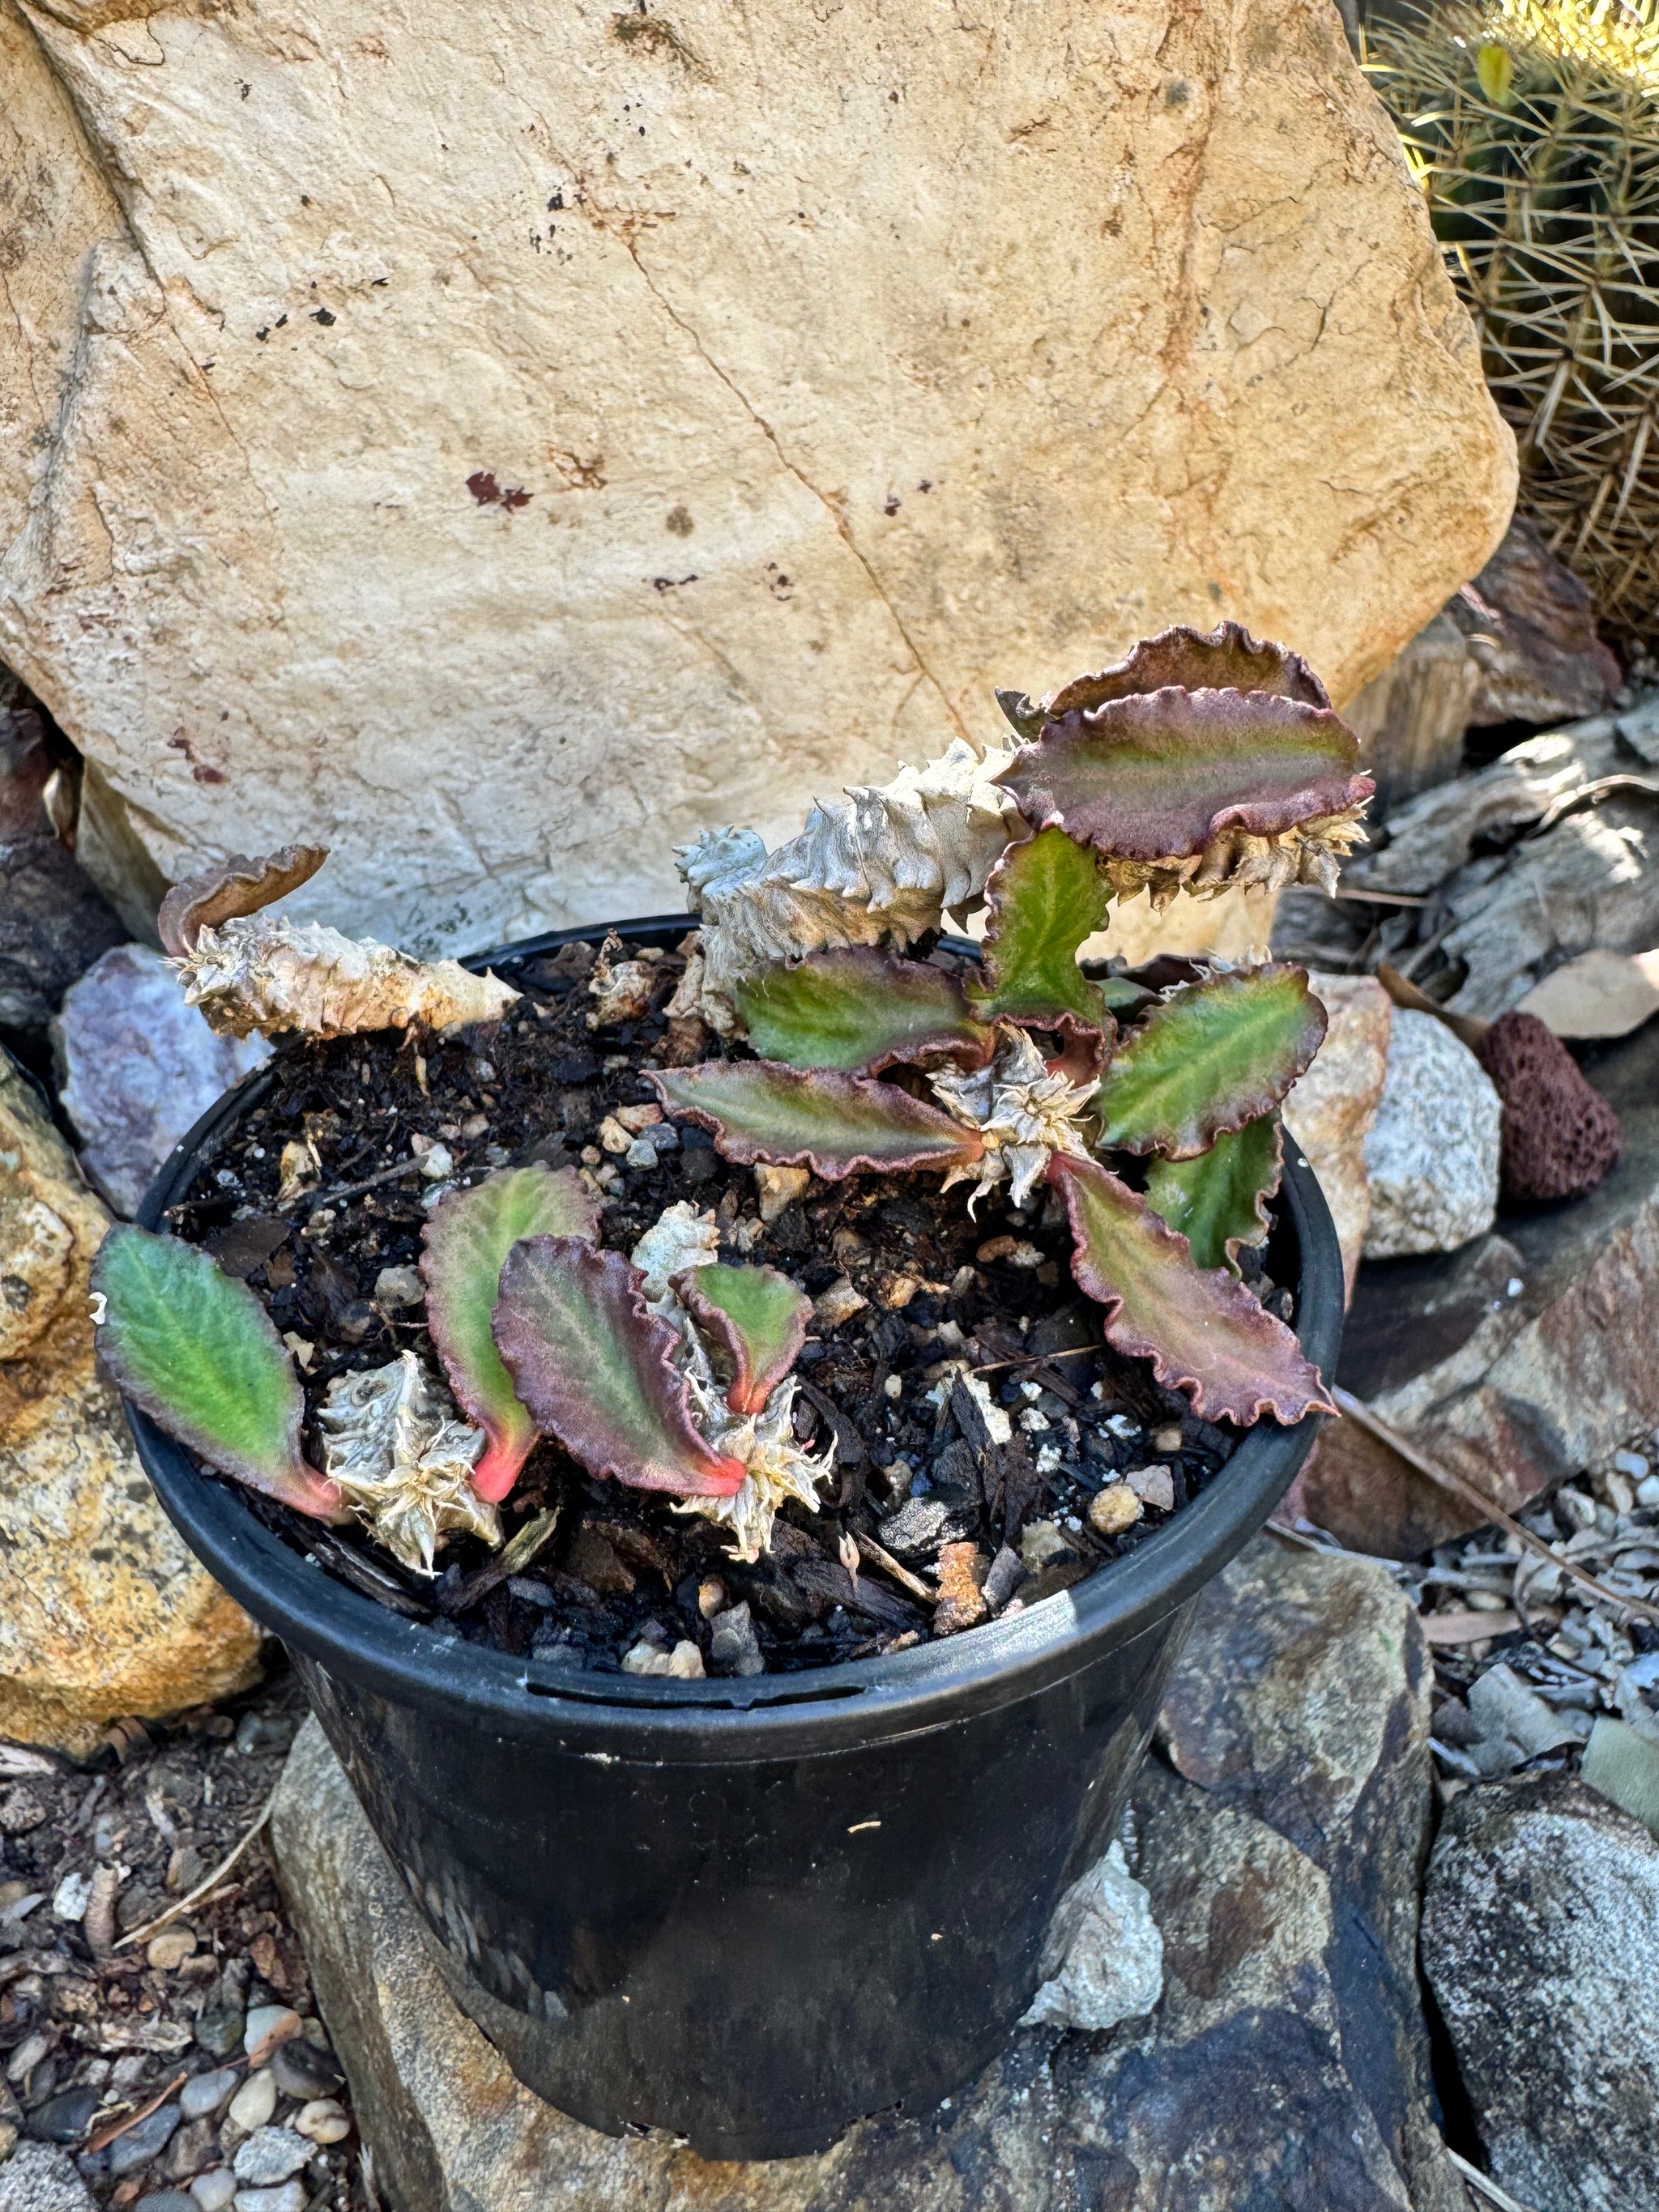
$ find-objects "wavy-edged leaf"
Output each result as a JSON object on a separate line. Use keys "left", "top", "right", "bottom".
{"left": 493, "top": 1237, "right": 745, "bottom": 1497}
{"left": 650, "top": 1062, "right": 985, "bottom": 1181}
{"left": 157, "top": 845, "right": 329, "bottom": 956}
{"left": 92, "top": 1225, "right": 343, "bottom": 1519}
{"left": 967, "top": 826, "right": 1113, "bottom": 1034}
{"left": 1093, "top": 965, "right": 1326, "bottom": 1161}
{"left": 1047, "top": 623, "right": 1332, "bottom": 727}
{"left": 421, "top": 1164, "right": 600, "bottom": 1502}
{"left": 731, "top": 949, "right": 994, "bottom": 1074}
{"left": 676, "top": 1262, "right": 811, "bottom": 1415}
{"left": 993, "top": 687, "right": 1371, "bottom": 863}
{"left": 1144, "top": 1117, "right": 1282, "bottom": 1274}
{"left": 1049, "top": 1154, "right": 1333, "bottom": 1426}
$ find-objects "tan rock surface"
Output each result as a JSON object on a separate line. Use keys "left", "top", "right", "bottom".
{"left": 1282, "top": 973, "right": 1392, "bottom": 1298}
{"left": 0, "top": 0, "right": 1512, "bottom": 953}
{"left": 0, "top": 1050, "right": 261, "bottom": 1754}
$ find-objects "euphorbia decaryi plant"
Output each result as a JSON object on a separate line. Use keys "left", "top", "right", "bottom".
{"left": 97, "top": 622, "right": 1363, "bottom": 1589}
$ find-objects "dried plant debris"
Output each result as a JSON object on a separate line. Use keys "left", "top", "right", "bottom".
{"left": 317, "top": 1353, "right": 500, "bottom": 1574}
{"left": 678, "top": 737, "right": 1026, "bottom": 1021}
{"left": 160, "top": 843, "right": 518, "bottom": 1041}
{"left": 179, "top": 917, "right": 518, "bottom": 1042}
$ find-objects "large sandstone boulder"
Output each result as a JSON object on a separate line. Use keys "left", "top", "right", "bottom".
{"left": 0, "top": 1049, "right": 261, "bottom": 1754}
{"left": 0, "top": 0, "right": 1512, "bottom": 952}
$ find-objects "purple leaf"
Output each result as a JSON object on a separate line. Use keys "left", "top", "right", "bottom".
{"left": 493, "top": 1237, "right": 746, "bottom": 1497}
{"left": 649, "top": 1061, "right": 985, "bottom": 1180}
{"left": 995, "top": 686, "right": 1372, "bottom": 864}
{"left": 1049, "top": 1153, "right": 1334, "bottom": 1427}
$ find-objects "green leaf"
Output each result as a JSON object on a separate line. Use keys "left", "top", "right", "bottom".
{"left": 967, "top": 827, "right": 1112, "bottom": 1031}
{"left": 731, "top": 949, "right": 994, "bottom": 1074}
{"left": 493, "top": 1237, "right": 745, "bottom": 1496}
{"left": 1093, "top": 965, "right": 1326, "bottom": 1160}
{"left": 1049, "top": 1154, "right": 1333, "bottom": 1427}
{"left": 1476, "top": 40, "right": 1514, "bottom": 107}
{"left": 994, "top": 685, "right": 1370, "bottom": 863}
{"left": 1144, "top": 1116, "right": 1282, "bottom": 1273}
{"left": 650, "top": 1061, "right": 985, "bottom": 1180}
{"left": 422, "top": 1165, "right": 600, "bottom": 1502}
{"left": 676, "top": 1262, "right": 811, "bottom": 1415}
{"left": 92, "top": 1225, "right": 342, "bottom": 1519}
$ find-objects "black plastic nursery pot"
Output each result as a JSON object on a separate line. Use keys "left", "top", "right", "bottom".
{"left": 126, "top": 917, "right": 1346, "bottom": 2162}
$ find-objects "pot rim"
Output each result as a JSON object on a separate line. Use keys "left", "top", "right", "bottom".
{"left": 126, "top": 914, "right": 1344, "bottom": 1762}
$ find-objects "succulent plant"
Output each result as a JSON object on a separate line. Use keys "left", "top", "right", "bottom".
{"left": 104, "top": 622, "right": 1356, "bottom": 1592}
{"left": 1369, "top": 0, "right": 1659, "bottom": 644}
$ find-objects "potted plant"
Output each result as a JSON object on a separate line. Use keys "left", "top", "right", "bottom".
{"left": 96, "top": 624, "right": 1358, "bottom": 2158}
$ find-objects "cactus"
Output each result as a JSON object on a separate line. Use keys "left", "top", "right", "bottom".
{"left": 1368, "top": 0, "right": 1659, "bottom": 642}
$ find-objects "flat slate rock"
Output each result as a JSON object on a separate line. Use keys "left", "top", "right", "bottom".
{"left": 268, "top": 1538, "right": 1461, "bottom": 2212}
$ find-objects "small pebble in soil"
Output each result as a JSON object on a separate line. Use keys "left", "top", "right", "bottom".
{"left": 232, "top": 2125, "right": 311, "bottom": 2184}
{"left": 269, "top": 2038, "right": 343, "bottom": 2102}
{"left": 181, "top": 2068, "right": 241, "bottom": 2120}
{"left": 165, "top": 2116, "right": 220, "bottom": 2179}
{"left": 190, "top": 2172, "right": 237, "bottom": 2212}
{"left": 709, "top": 1600, "right": 765, "bottom": 1677}
{"left": 231, "top": 2183, "right": 307, "bottom": 2212}
{"left": 226, "top": 2067, "right": 278, "bottom": 2132}
{"left": 1089, "top": 1485, "right": 1143, "bottom": 1537}
{"left": 27, "top": 2085, "right": 100, "bottom": 2144}
{"left": 242, "top": 2005, "right": 301, "bottom": 2062}
{"left": 982, "top": 1545, "right": 1027, "bottom": 1612}
{"left": 1124, "top": 1464, "right": 1176, "bottom": 1511}
{"left": 109, "top": 2099, "right": 182, "bottom": 2176}
{"left": 194, "top": 2007, "right": 245, "bottom": 2060}
{"left": 622, "top": 1638, "right": 705, "bottom": 1678}
{"left": 148, "top": 1925, "right": 198, "bottom": 1971}
{"left": 294, "top": 2098, "right": 351, "bottom": 2145}
{"left": 137, "top": 2193, "right": 198, "bottom": 2212}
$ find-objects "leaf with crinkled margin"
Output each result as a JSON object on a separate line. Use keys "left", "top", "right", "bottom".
{"left": 1093, "top": 966, "right": 1326, "bottom": 1161}
{"left": 731, "top": 949, "right": 995, "bottom": 1074}
{"left": 92, "top": 1225, "right": 344, "bottom": 1519}
{"left": 994, "top": 622, "right": 1332, "bottom": 741}
{"left": 493, "top": 1237, "right": 745, "bottom": 1497}
{"left": 993, "top": 688, "right": 1371, "bottom": 863}
{"left": 966, "top": 826, "right": 1114, "bottom": 1034}
{"left": 649, "top": 1062, "right": 985, "bottom": 1180}
{"left": 1145, "top": 1117, "right": 1282, "bottom": 1274}
{"left": 1049, "top": 1154, "right": 1333, "bottom": 1426}
{"left": 421, "top": 1164, "right": 600, "bottom": 1503}
{"left": 676, "top": 1263, "right": 811, "bottom": 1416}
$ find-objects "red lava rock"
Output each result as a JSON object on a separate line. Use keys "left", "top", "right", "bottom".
{"left": 1474, "top": 1010, "right": 1622, "bottom": 1205}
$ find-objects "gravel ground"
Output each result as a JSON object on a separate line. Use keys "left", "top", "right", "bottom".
{"left": 0, "top": 1657, "right": 370, "bottom": 2212}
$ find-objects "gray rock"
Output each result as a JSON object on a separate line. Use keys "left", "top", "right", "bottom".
{"left": 1018, "top": 1842, "right": 1161, "bottom": 2032}
{"left": 1363, "top": 1011, "right": 1501, "bottom": 1258}
{"left": 706, "top": 1603, "right": 763, "bottom": 1680}
{"left": 193, "top": 2010, "right": 245, "bottom": 2062}
{"left": 1420, "top": 1776, "right": 1659, "bottom": 2212}
{"left": 137, "top": 2193, "right": 198, "bottom": 2212}
{"left": 107, "top": 2100, "right": 181, "bottom": 2178}
{"left": 268, "top": 2040, "right": 342, "bottom": 2103}
{"left": 163, "top": 2118, "right": 220, "bottom": 2181}
{"left": 231, "top": 2129, "right": 309, "bottom": 2187}
{"left": 0, "top": 2141, "right": 97, "bottom": 2211}
{"left": 230, "top": 2186, "right": 305, "bottom": 2212}
{"left": 50, "top": 944, "right": 268, "bottom": 1218}
{"left": 268, "top": 1535, "right": 1461, "bottom": 2212}
{"left": 180, "top": 2071, "right": 239, "bottom": 2122}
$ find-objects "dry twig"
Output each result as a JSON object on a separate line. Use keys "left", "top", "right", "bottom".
{"left": 114, "top": 1798, "right": 274, "bottom": 1951}
{"left": 86, "top": 2069, "right": 189, "bottom": 2155}
{"left": 1446, "top": 2145, "right": 1540, "bottom": 2212}
{"left": 1333, "top": 1388, "right": 1659, "bottom": 1631}
{"left": 855, "top": 1532, "right": 937, "bottom": 1606}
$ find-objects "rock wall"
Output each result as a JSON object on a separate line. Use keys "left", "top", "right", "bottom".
{"left": 0, "top": 0, "right": 1513, "bottom": 953}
